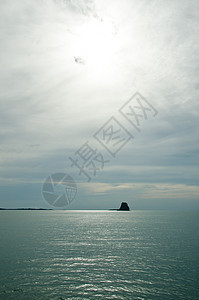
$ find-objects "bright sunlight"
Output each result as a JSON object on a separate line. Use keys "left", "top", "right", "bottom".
{"left": 72, "top": 17, "right": 118, "bottom": 74}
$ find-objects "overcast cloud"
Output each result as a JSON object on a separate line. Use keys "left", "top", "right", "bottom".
{"left": 0, "top": 0, "right": 199, "bottom": 209}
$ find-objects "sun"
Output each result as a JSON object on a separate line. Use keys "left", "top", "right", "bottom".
{"left": 72, "top": 17, "right": 118, "bottom": 74}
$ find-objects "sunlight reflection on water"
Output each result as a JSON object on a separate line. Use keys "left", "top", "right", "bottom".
{"left": 0, "top": 210, "right": 199, "bottom": 299}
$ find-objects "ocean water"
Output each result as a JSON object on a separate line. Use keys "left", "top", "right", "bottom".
{"left": 0, "top": 210, "right": 199, "bottom": 300}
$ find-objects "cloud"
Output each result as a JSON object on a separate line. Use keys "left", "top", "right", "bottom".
{"left": 139, "top": 183, "right": 199, "bottom": 200}
{"left": 0, "top": 0, "right": 199, "bottom": 208}
{"left": 80, "top": 181, "right": 199, "bottom": 200}
{"left": 80, "top": 182, "right": 134, "bottom": 194}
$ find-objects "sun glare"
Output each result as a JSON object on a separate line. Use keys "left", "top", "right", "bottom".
{"left": 73, "top": 18, "right": 117, "bottom": 74}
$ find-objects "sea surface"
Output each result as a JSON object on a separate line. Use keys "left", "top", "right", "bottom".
{"left": 0, "top": 210, "right": 199, "bottom": 299}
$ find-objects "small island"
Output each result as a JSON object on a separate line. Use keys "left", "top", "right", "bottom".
{"left": 109, "top": 202, "right": 130, "bottom": 211}
{"left": 118, "top": 202, "right": 130, "bottom": 211}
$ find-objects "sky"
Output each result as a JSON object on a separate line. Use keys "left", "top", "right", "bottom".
{"left": 0, "top": 0, "right": 199, "bottom": 210}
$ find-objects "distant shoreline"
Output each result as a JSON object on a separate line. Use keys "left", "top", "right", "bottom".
{"left": 0, "top": 208, "right": 131, "bottom": 211}
{"left": 0, "top": 208, "right": 53, "bottom": 210}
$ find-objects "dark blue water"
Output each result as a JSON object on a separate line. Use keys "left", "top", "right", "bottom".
{"left": 0, "top": 210, "right": 199, "bottom": 299}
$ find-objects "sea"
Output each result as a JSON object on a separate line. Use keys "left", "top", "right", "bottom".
{"left": 0, "top": 210, "right": 198, "bottom": 300}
